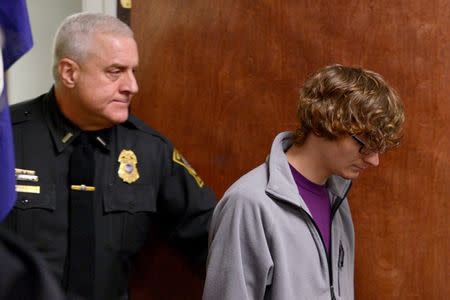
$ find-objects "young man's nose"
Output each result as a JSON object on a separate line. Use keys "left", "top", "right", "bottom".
{"left": 364, "top": 152, "right": 379, "bottom": 167}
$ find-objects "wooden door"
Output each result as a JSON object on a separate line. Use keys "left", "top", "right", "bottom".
{"left": 129, "top": 1, "right": 449, "bottom": 299}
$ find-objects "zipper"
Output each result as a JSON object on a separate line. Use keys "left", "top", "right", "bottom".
{"left": 338, "top": 241, "right": 344, "bottom": 296}
{"left": 269, "top": 191, "right": 347, "bottom": 299}
{"left": 299, "top": 197, "right": 344, "bottom": 300}
{"left": 309, "top": 195, "right": 346, "bottom": 299}
{"left": 331, "top": 285, "right": 337, "bottom": 300}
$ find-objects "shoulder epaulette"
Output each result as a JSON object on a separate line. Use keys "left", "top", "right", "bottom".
{"left": 10, "top": 99, "right": 40, "bottom": 124}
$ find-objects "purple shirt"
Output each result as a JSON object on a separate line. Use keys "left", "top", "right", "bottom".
{"left": 289, "top": 164, "right": 331, "bottom": 257}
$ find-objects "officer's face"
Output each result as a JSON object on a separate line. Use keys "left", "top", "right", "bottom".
{"left": 74, "top": 33, "right": 139, "bottom": 129}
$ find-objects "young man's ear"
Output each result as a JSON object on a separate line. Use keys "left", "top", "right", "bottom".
{"left": 58, "top": 58, "right": 79, "bottom": 88}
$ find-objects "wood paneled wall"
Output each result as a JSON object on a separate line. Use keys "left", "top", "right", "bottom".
{"left": 129, "top": 1, "right": 449, "bottom": 299}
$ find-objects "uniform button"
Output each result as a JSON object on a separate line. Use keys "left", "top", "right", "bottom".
{"left": 21, "top": 199, "right": 30, "bottom": 204}
{"left": 24, "top": 110, "right": 31, "bottom": 116}
{"left": 128, "top": 202, "right": 135, "bottom": 210}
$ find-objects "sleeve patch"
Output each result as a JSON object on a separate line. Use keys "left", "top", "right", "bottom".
{"left": 172, "top": 149, "right": 205, "bottom": 188}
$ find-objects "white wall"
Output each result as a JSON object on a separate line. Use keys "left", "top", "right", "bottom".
{"left": 7, "top": 0, "right": 117, "bottom": 104}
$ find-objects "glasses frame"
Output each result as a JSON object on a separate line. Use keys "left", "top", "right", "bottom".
{"left": 351, "top": 135, "right": 374, "bottom": 155}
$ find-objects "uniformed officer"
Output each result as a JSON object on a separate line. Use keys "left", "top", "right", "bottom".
{"left": 1, "top": 12, "right": 216, "bottom": 299}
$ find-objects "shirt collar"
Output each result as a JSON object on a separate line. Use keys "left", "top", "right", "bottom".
{"left": 43, "top": 87, "right": 112, "bottom": 153}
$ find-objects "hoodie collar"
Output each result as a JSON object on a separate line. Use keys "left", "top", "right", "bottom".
{"left": 265, "top": 132, "right": 352, "bottom": 208}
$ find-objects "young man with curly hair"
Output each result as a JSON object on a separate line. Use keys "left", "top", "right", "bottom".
{"left": 203, "top": 65, "right": 405, "bottom": 300}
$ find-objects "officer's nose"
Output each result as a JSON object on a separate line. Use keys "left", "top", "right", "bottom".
{"left": 121, "top": 70, "right": 139, "bottom": 95}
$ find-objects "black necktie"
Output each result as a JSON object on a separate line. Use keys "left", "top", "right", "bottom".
{"left": 67, "top": 132, "right": 96, "bottom": 299}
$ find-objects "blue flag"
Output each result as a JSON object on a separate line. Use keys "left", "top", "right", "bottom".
{"left": 0, "top": 0, "right": 33, "bottom": 221}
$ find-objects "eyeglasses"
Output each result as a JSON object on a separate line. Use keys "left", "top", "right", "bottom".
{"left": 351, "top": 135, "right": 375, "bottom": 155}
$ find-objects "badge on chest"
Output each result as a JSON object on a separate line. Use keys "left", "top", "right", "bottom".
{"left": 118, "top": 149, "right": 140, "bottom": 183}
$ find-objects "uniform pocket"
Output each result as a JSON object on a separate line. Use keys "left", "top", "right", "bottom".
{"left": 102, "top": 184, "right": 156, "bottom": 253}
{"left": 15, "top": 183, "right": 56, "bottom": 211}
{"left": 11, "top": 184, "right": 57, "bottom": 243}
{"left": 103, "top": 184, "right": 156, "bottom": 214}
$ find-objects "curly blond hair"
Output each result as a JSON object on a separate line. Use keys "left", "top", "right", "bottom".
{"left": 293, "top": 64, "right": 405, "bottom": 153}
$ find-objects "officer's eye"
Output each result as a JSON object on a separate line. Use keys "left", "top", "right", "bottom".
{"left": 108, "top": 68, "right": 121, "bottom": 75}
{"left": 106, "top": 68, "right": 123, "bottom": 80}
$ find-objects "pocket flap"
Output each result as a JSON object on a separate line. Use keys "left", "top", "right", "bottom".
{"left": 14, "top": 184, "right": 56, "bottom": 211}
{"left": 103, "top": 184, "right": 156, "bottom": 214}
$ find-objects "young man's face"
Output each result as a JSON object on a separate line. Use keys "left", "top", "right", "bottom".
{"left": 73, "top": 32, "right": 139, "bottom": 129}
{"left": 323, "top": 135, "right": 380, "bottom": 179}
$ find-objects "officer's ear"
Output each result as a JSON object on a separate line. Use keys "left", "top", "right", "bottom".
{"left": 58, "top": 58, "right": 79, "bottom": 88}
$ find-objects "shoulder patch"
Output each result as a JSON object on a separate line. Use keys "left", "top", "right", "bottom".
{"left": 172, "top": 149, "right": 204, "bottom": 188}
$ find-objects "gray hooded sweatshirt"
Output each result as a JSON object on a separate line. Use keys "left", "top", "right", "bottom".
{"left": 203, "top": 132, "right": 354, "bottom": 300}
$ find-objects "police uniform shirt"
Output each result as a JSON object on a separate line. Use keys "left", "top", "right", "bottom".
{"left": 0, "top": 227, "right": 65, "bottom": 300}
{"left": 1, "top": 88, "right": 217, "bottom": 299}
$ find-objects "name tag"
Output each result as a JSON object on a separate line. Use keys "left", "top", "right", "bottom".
{"left": 16, "top": 185, "right": 40, "bottom": 194}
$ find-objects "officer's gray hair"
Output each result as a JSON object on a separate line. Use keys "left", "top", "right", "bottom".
{"left": 52, "top": 12, "right": 134, "bottom": 81}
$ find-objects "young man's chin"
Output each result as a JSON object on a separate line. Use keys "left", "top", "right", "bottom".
{"left": 340, "top": 170, "right": 361, "bottom": 180}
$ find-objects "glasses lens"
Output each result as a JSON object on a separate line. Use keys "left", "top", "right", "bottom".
{"left": 360, "top": 147, "right": 374, "bottom": 155}
{"left": 352, "top": 135, "right": 374, "bottom": 155}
